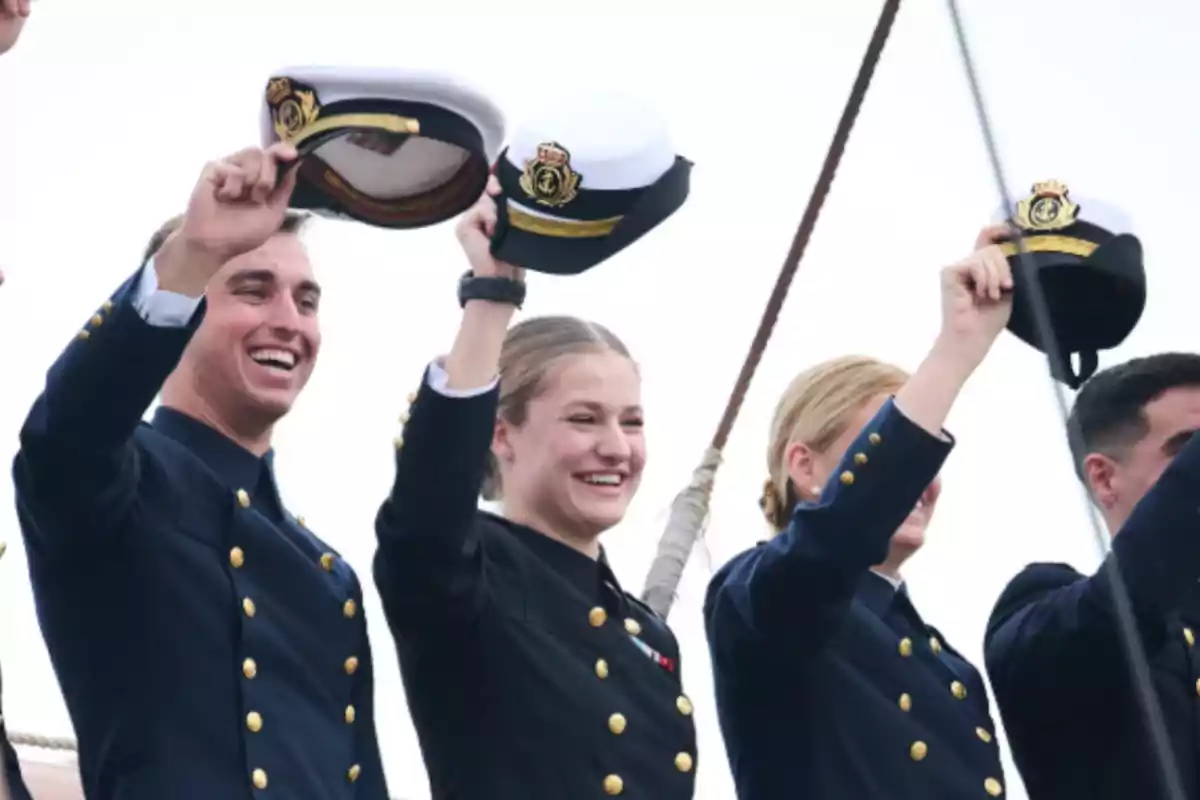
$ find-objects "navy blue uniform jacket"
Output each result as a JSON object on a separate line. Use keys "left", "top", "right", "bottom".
{"left": 373, "top": 368, "right": 697, "bottom": 799}
{"left": 985, "top": 431, "right": 1200, "bottom": 800}
{"left": 12, "top": 266, "right": 388, "bottom": 800}
{"left": 705, "top": 399, "right": 1007, "bottom": 799}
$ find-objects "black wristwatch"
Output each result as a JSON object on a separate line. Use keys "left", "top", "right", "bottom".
{"left": 457, "top": 270, "right": 526, "bottom": 309}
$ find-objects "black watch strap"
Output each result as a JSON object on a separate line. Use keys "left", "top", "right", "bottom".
{"left": 457, "top": 271, "right": 526, "bottom": 309}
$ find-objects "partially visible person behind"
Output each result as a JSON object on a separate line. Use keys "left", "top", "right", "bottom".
{"left": 0, "top": 0, "right": 31, "bottom": 55}
{"left": 372, "top": 177, "right": 698, "bottom": 798}
{"left": 1, "top": 542, "right": 32, "bottom": 800}
{"left": 705, "top": 225, "right": 1014, "bottom": 799}
{"left": 13, "top": 142, "right": 389, "bottom": 799}
{"left": 985, "top": 352, "right": 1200, "bottom": 800}
{"left": 2, "top": 2, "right": 34, "bottom": 798}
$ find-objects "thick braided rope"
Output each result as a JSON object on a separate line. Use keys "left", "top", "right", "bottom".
{"left": 641, "top": 0, "right": 904, "bottom": 620}
{"left": 9, "top": 730, "right": 76, "bottom": 751}
{"left": 944, "top": 3, "right": 1185, "bottom": 798}
{"left": 10, "top": 730, "right": 413, "bottom": 799}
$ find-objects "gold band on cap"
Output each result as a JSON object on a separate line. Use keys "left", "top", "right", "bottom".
{"left": 999, "top": 234, "right": 1098, "bottom": 259}
{"left": 290, "top": 113, "right": 420, "bottom": 146}
{"left": 267, "top": 78, "right": 421, "bottom": 148}
{"left": 507, "top": 207, "right": 622, "bottom": 239}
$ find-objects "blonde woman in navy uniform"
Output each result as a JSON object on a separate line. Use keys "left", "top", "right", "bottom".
{"left": 705, "top": 225, "right": 1013, "bottom": 799}
{"left": 373, "top": 173, "right": 698, "bottom": 799}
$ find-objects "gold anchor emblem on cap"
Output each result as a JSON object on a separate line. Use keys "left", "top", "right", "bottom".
{"left": 266, "top": 78, "right": 322, "bottom": 143}
{"left": 1013, "top": 179, "right": 1080, "bottom": 233}
{"left": 519, "top": 141, "right": 582, "bottom": 208}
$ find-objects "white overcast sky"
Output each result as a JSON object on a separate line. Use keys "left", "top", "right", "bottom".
{"left": 1, "top": 2, "right": 1197, "bottom": 798}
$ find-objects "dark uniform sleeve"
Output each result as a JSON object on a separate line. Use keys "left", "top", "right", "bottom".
{"left": 984, "top": 433, "right": 1200, "bottom": 723}
{"left": 13, "top": 265, "right": 203, "bottom": 556}
{"left": 705, "top": 398, "right": 953, "bottom": 657}
{"left": 373, "top": 367, "right": 499, "bottom": 626}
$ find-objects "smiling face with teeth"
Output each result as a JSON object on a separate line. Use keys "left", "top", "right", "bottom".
{"left": 167, "top": 230, "right": 321, "bottom": 439}
{"left": 493, "top": 350, "right": 645, "bottom": 552}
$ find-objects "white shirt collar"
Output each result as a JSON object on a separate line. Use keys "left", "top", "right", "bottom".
{"left": 870, "top": 567, "right": 904, "bottom": 591}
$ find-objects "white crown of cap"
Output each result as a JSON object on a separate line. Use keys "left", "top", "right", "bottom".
{"left": 503, "top": 90, "right": 676, "bottom": 193}
{"left": 993, "top": 181, "right": 1134, "bottom": 236}
{"left": 260, "top": 65, "right": 507, "bottom": 161}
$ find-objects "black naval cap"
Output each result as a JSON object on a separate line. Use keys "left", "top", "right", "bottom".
{"left": 998, "top": 180, "right": 1146, "bottom": 389}
{"left": 261, "top": 66, "right": 506, "bottom": 230}
{"left": 489, "top": 91, "right": 693, "bottom": 275}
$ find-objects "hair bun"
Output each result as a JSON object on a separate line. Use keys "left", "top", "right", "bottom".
{"left": 759, "top": 478, "right": 783, "bottom": 527}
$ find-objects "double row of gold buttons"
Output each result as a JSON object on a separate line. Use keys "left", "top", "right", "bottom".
{"left": 587, "top": 606, "right": 693, "bottom": 795}
{"left": 896, "top": 633, "right": 1002, "bottom": 795}
{"left": 230, "top": 491, "right": 364, "bottom": 789}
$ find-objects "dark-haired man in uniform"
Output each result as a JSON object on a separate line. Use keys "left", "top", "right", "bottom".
{"left": 13, "top": 141, "right": 389, "bottom": 800}
{"left": 986, "top": 352, "right": 1200, "bottom": 800}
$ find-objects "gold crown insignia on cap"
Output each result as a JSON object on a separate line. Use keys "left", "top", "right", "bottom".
{"left": 1013, "top": 179, "right": 1080, "bottom": 232}
{"left": 519, "top": 141, "right": 581, "bottom": 208}
{"left": 266, "top": 77, "right": 322, "bottom": 143}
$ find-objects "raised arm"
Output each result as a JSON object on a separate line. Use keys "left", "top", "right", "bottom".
{"left": 705, "top": 353, "right": 959, "bottom": 653}
{"left": 985, "top": 430, "right": 1200, "bottom": 721}
{"left": 706, "top": 224, "right": 1016, "bottom": 656}
{"left": 13, "top": 144, "right": 299, "bottom": 555}
{"left": 373, "top": 177, "right": 526, "bottom": 626}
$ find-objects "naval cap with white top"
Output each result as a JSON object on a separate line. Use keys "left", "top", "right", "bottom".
{"left": 488, "top": 90, "right": 692, "bottom": 275}
{"left": 261, "top": 65, "right": 506, "bottom": 230}
{"left": 995, "top": 179, "right": 1146, "bottom": 389}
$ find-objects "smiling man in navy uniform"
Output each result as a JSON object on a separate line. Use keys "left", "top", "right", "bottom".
{"left": 12, "top": 139, "right": 388, "bottom": 800}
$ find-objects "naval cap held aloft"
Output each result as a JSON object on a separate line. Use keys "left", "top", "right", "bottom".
{"left": 489, "top": 90, "right": 693, "bottom": 275}
{"left": 995, "top": 179, "right": 1146, "bottom": 389}
{"left": 261, "top": 65, "right": 506, "bottom": 230}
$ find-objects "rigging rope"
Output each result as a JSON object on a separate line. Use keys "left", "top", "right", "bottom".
{"left": 944, "top": 3, "right": 1185, "bottom": 798}
{"left": 641, "top": 0, "right": 904, "bottom": 619}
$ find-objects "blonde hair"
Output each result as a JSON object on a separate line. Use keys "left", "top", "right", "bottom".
{"left": 482, "top": 316, "right": 633, "bottom": 501}
{"left": 761, "top": 355, "right": 909, "bottom": 531}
